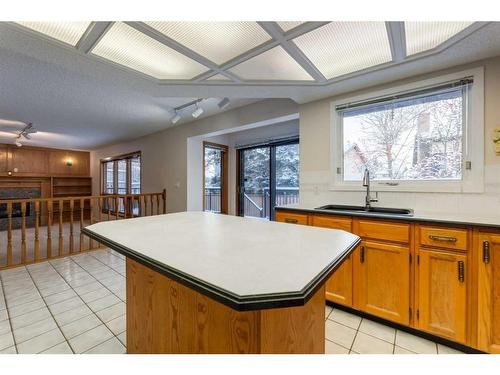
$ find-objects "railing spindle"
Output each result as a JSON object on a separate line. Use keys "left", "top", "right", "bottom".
{"left": 7, "top": 202, "right": 13, "bottom": 266}
{"left": 79, "top": 198, "right": 84, "bottom": 252}
{"left": 89, "top": 198, "right": 94, "bottom": 250}
{"left": 47, "top": 200, "right": 52, "bottom": 259}
{"left": 162, "top": 189, "right": 167, "bottom": 214}
{"left": 115, "top": 196, "right": 119, "bottom": 220}
{"left": 69, "top": 199, "right": 74, "bottom": 253}
{"left": 107, "top": 196, "right": 111, "bottom": 221}
{"left": 138, "top": 195, "right": 143, "bottom": 217}
{"left": 21, "top": 201, "right": 27, "bottom": 264}
{"left": 156, "top": 194, "right": 160, "bottom": 215}
{"left": 34, "top": 201, "right": 41, "bottom": 261}
{"left": 58, "top": 199, "right": 64, "bottom": 256}
{"left": 124, "top": 195, "right": 129, "bottom": 219}
{"left": 98, "top": 197, "right": 103, "bottom": 222}
{"left": 149, "top": 195, "right": 153, "bottom": 216}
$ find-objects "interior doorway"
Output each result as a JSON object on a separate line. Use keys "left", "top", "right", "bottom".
{"left": 203, "top": 142, "right": 228, "bottom": 214}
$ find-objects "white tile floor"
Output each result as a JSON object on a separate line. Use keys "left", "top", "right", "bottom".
{"left": 324, "top": 305, "right": 464, "bottom": 354}
{"left": 0, "top": 249, "right": 464, "bottom": 354}
{"left": 0, "top": 249, "right": 126, "bottom": 354}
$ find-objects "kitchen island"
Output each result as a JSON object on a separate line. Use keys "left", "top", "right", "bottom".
{"left": 83, "top": 211, "right": 360, "bottom": 354}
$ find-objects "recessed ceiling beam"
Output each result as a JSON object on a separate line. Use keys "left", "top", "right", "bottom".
{"left": 76, "top": 22, "right": 113, "bottom": 54}
{"left": 257, "top": 21, "right": 327, "bottom": 83}
{"left": 193, "top": 22, "right": 330, "bottom": 83}
{"left": 125, "top": 22, "right": 242, "bottom": 83}
{"left": 385, "top": 21, "right": 406, "bottom": 63}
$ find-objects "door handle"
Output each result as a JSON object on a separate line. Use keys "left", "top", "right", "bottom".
{"left": 428, "top": 235, "right": 457, "bottom": 243}
{"left": 483, "top": 240, "right": 490, "bottom": 264}
{"left": 458, "top": 261, "right": 465, "bottom": 283}
{"left": 284, "top": 218, "right": 298, "bottom": 224}
{"left": 360, "top": 246, "right": 365, "bottom": 263}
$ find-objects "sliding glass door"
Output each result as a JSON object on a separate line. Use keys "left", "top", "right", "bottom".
{"left": 238, "top": 140, "right": 299, "bottom": 220}
{"left": 203, "top": 142, "right": 228, "bottom": 214}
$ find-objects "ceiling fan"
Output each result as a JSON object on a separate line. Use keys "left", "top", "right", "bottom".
{"left": 0, "top": 118, "right": 38, "bottom": 147}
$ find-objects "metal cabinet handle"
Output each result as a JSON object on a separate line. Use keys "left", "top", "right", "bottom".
{"left": 360, "top": 246, "right": 365, "bottom": 263}
{"left": 458, "top": 261, "right": 465, "bottom": 283}
{"left": 285, "top": 218, "right": 298, "bottom": 224}
{"left": 428, "top": 235, "right": 458, "bottom": 243}
{"left": 483, "top": 241, "right": 490, "bottom": 264}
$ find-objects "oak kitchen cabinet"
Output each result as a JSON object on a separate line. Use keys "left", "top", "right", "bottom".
{"left": 477, "top": 232, "right": 500, "bottom": 353}
{"left": 275, "top": 208, "right": 498, "bottom": 352}
{"left": 416, "top": 248, "right": 467, "bottom": 343}
{"left": 310, "top": 215, "right": 353, "bottom": 306}
{"left": 355, "top": 240, "right": 411, "bottom": 325}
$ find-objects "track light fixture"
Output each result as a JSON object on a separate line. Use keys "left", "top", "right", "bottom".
{"left": 191, "top": 103, "right": 204, "bottom": 118}
{"left": 171, "top": 111, "right": 181, "bottom": 124}
{"left": 217, "top": 97, "right": 230, "bottom": 110}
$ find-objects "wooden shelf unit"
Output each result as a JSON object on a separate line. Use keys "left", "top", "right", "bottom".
{"left": 51, "top": 176, "right": 92, "bottom": 221}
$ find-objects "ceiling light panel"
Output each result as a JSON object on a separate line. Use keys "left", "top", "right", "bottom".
{"left": 228, "top": 46, "right": 313, "bottom": 81}
{"left": 293, "top": 22, "right": 392, "bottom": 80}
{"left": 405, "top": 22, "right": 474, "bottom": 56}
{"left": 16, "top": 21, "right": 91, "bottom": 46}
{"left": 277, "top": 22, "right": 305, "bottom": 32}
{"left": 91, "top": 22, "right": 208, "bottom": 80}
{"left": 144, "top": 22, "right": 271, "bottom": 65}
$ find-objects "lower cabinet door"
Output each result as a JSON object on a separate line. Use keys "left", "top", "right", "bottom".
{"left": 325, "top": 255, "right": 353, "bottom": 306}
{"left": 355, "top": 241, "right": 410, "bottom": 325}
{"left": 310, "top": 214, "right": 353, "bottom": 307}
{"left": 477, "top": 233, "right": 500, "bottom": 353}
{"left": 417, "top": 249, "right": 467, "bottom": 344}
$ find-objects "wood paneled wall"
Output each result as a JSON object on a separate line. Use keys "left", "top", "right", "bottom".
{"left": 0, "top": 144, "right": 90, "bottom": 177}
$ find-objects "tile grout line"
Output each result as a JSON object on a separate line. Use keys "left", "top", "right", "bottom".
{"left": 22, "top": 265, "right": 75, "bottom": 353}
{"left": 71, "top": 250, "right": 126, "bottom": 302}
{"left": 0, "top": 272, "right": 18, "bottom": 353}
{"left": 48, "top": 256, "right": 125, "bottom": 353}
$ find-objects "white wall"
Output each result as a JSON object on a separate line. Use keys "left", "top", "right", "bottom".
{"left": 299, "top": 56, "right": 500, "bottom": 216}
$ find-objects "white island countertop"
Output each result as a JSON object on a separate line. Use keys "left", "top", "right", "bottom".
{"left": 83, "top": 212, "right": 360, "bottom": 310}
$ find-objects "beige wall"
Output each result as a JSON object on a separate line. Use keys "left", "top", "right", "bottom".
{"left": 299, "top": 56, "right": 500, "bottom": 215}
{"left": 92, "top": 56, "right": 500, "bottom": 216}
{"left": 90, "top": 99, "right": 298, "bottom": 213}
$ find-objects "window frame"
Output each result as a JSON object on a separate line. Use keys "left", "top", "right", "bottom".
{"left": 330, "top": 67, "right": 484, "bottom": 193}
{"left": 100, "top": 151, "right": 142, "bottom": 195}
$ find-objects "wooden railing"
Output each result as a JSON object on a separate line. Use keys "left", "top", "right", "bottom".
{"left": 0, "top": 189, "right": 166, "bottom": 270}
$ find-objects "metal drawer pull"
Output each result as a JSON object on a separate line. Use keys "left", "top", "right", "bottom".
{"left": 428, "top": 235, "right": 458, "bottom": 243}
{"left": 360, "top": 246, "right": 365, "bottom": 263}
{"left": 285, "top": 218, "right": 298, "bottom": 224}
{"left": 458, "top": 261, "right": 465, "bottom": 283}
{"left": 483, "top": 241, "right": 490, "bottom": 264}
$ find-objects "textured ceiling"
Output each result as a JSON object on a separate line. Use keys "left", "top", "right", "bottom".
{"left": 1, "top": 21, "right": 500, "bottom": 150}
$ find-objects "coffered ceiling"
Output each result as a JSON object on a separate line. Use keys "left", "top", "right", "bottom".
{"left": 1, "top": 20, "right": 500, "bottom": 150}
{"left": 12, "top": 21, "right": 482, "bottom": 84}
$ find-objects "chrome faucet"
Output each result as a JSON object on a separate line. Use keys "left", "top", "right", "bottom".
{"left": 362, "top": 169, "right": 378, "bottom": 210}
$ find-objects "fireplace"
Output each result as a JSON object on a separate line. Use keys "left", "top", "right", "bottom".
{"left": 0, "top": 202, "right": 31, "bottom": 219}
{"left": 0, "top": 187, "right": 41, "bottom": 231}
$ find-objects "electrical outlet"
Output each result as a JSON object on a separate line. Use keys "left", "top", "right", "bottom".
{"left": 494, "top": 127, "right": 500, "bottom": 154}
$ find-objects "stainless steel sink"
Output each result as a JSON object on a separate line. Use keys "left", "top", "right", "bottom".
{"left": 315, "top": 204, "right": 413, "bottom": 216}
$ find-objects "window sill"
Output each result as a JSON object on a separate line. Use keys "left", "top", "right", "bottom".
{"left": 329, "top": 181, "right": 484, "bottom": 194}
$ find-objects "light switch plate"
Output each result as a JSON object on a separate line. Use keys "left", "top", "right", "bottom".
{"left": 494, "top": 127, "right": 500, "bottom": 154}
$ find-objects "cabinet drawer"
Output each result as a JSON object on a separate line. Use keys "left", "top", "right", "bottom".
{"left": 356, "top": 220, "right": 409, "bottom": 243}
{"left": 275, "top": 211, "right": 308, "bottom": 225}
{"left": 419, "top": 226, "right": 468, "bottom": 251}
{"left": 310, "top": 215, "right": 352, "bottom": 231}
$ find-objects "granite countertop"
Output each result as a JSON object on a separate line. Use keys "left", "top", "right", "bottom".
{"left": 83, "top": 211, "right": 360, "bottom": 311}
{"left": 276, "top": 204, "right": 500, "bottom": 229}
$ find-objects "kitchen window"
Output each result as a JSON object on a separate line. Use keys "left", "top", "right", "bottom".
{"left": 331, "top": 68, "right": 484, "bottom": 193}
{"left": 101, "top": 152, "right": 141, "bottom": 195}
